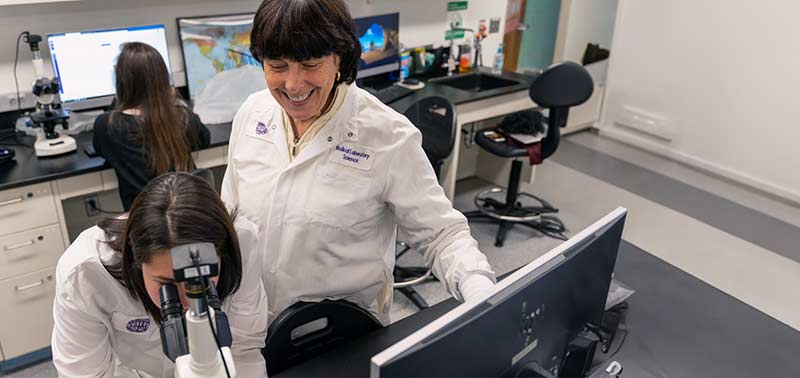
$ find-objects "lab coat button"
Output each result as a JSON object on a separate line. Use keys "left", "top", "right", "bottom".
{"left": 347, "top": 132, "right": 354, "bottom": 137}
{"left": 327, "top": 136, "right": 333, "bottom": 142}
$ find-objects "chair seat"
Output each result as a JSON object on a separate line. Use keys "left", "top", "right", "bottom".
{"left": 475, "top": 128, "right": 530, "bottom": 158}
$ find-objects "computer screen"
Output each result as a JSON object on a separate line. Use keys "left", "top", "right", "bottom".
{"left": 371, "top": 207, "right": 627, "bottom": 378}
{"left": 354, "top": 13, "right": 400, "bottom": 79}
{"left": 177, "top": 13, "right": 258, "bottom": 100}
{"left": 48, "top": 25, "right": 171, "bottom": 109}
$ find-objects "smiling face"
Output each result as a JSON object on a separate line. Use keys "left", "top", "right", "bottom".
{"left": 263, "top": 55, "right": 340, "bottom": 127}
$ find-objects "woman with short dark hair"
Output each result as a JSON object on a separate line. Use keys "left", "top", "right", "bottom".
{"left": 52, "top": 173, "right": 268, "bottom": 377}
{"left": 223, "top": 0, "right": 496, "bottom": 325}
{"left": 93, "top": 42, "right": 210, "bottom": 211}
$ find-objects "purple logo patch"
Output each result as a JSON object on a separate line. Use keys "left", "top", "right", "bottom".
{"left": 255, "top": 122, "right": 268, "bottom": 135}
{"left": 126, "top": 318, "right": 150, "bottom": 333}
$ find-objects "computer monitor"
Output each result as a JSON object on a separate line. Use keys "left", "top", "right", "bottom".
{"left": 176, "top": 13, "right": 259, "bottom": 100}
{"left": 354, "top": 13, "right": 400, "bottom": 79}
{"left": 371, "top": 207, "right": 628, "bottom": 378}
{"left": 47, "top": 24, "right": 171, "bottom": 111}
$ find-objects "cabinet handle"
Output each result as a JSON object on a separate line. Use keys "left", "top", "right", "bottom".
{"left": 0, "top": 196, "right": 24, "bottom": 207}
{"left": 15, "top": 275, "right": 52, "bottom": 291}
{"left": 4, "top": 239, "right": 35, "bottom": 252}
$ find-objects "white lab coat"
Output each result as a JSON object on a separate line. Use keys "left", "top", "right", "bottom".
{"left": 51, "top": 217, "right": 268, "bottom": 378}
{"left": 221, "top": 86, "right": 495, "bottom": 325}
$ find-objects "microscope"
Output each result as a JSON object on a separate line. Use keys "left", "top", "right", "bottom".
{"left": 24, "top": 33, "right": 76, "bottom": 157}
{"left": 160, "top": 242, "right": 237, "bottom": 378}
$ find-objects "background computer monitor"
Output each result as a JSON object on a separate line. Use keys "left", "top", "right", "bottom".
{"left": 48, "top": 24, "right": 171, "bottom": 111}
{"left": 354, "top": 13, "right": 400, "bottom": 79}
{"left": 177, "top": 13, "right": 258, "bottom": 100}
{"left": 371, "top": 207, "right": 627, "bottom": 378}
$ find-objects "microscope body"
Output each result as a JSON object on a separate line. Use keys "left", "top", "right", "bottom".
{"left": 24, "top": 33, "right": 76, "bottom": 157}
{"left": 175, "top": 307, "right": 237, "bottom": 378}
{"left": 160, "top": 242, "right": 237, "bottom": 378}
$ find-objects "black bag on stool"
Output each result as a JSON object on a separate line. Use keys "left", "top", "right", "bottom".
{"left": 497, "top": 110, "right": 545, "bottom": 135}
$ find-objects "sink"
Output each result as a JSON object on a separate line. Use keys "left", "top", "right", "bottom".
{"left": 431, "top": 72, "right": 521, "bottom": 92}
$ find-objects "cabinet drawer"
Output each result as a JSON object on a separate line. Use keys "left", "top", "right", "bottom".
{"left": 0, "top": 182, "right": 58, "bottom": 236}
{"left": 56, "top": 172, "right": 104, "bottom": 200}
{"left": 0, "top": 267, "right": 56, "bottom": 359}
{"left": 101, "top": 169, "right": 118, "bottom": 191}
{"left": 0, "top": 225, "right": 64, "bottom": 280}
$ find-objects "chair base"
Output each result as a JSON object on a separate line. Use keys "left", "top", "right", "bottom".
{"left": 465, "top": 187, "right": 567, "bottom": 247}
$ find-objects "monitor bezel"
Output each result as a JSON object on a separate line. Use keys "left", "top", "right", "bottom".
{"left": 354, "top": 12, "right": 401, "bottom": 80}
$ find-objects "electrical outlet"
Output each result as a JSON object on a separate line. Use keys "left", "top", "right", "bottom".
{"left": 84, "top": 196, "right": 101, "bottom": 217}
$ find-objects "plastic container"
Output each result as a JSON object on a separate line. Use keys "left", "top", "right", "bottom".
{"left": 493, "top": 43, "right": 505, "bottom": 74}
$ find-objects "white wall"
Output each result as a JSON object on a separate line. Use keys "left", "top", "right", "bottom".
{"left": 554, "top": 0, "right": 618, "bottom": 63}
{"left": 599, "top": 0, "right": 800, "bottom": 204}
{"left": 0, "top": 0, "right": 507, "bottom": 109}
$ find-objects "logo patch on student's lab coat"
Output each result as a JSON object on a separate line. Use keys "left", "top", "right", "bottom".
{"left": 329, "top": 143, "right": 374, "bottom": 170}
{"left": 126, "top": 318, "right": 150, "bottom": 333}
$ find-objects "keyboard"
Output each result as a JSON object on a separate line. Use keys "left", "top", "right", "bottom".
{"left": 366, "top": 85, "right": 414, "bottom": 105}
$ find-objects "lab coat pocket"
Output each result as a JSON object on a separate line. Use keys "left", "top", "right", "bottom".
{"left": 305, "top": 164, "right": 378, "bottom": 229}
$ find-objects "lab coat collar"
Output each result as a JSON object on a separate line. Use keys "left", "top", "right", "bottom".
{"left": 288, "top": 85, "right": 359, "bottom": 168}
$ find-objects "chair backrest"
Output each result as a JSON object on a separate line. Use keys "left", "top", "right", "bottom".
{"left": 529, "top": 61, "right": 594, "bottom": 159}
{"left": 262, "top": 300, "right": 382, "bottom": 376}
{"left": 403, "top": 96, "right": 457, "bottom": 179}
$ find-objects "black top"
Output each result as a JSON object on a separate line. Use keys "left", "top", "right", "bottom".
{"left": 92, "top": 109, "right": 210, "bottom": 210}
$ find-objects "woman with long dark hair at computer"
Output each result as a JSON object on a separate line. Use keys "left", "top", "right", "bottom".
{"left": 93, "top": 42, "right": 210, "bottom": 211}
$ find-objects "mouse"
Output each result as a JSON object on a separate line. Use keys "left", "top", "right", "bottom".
{"left": 402, "top": 78, "right": 420, "bottom": 85}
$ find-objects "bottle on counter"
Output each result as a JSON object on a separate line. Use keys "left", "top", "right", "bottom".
{"left": 493, "top": 43, "right": 505, "bottom": 74}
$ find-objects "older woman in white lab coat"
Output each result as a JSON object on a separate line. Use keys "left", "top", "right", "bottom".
{"left": 52, "top": 173, "right": 268, "bottom": 377}
{"left": 222, "top": 0, "right": 496, "bottom": 325}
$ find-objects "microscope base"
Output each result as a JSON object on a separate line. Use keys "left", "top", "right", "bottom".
{"left": 34, "top": 132, "right": 77, "bottom": 157}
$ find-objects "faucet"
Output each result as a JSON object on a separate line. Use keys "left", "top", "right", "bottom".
{"left": 448, "top": 22, "right": 485, "bottom": 71}
{"left": 448, "top": 22, "right": 475, "bottom": 73}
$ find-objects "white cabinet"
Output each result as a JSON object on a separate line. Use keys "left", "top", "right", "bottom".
{"left": 0, "top": 225, "right": 64, "bottom": 280}
{"left": 0, "top": 267, "right": 57, "bottom": 360}
{"left": 0, "top": 182, "right": 59, "bottom": 236}
{"left": 0, "top": 182, "right": 65, "bottom": 361}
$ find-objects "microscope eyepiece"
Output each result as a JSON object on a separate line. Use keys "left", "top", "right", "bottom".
{"left": 24, "top": 33, "right": 42, "bottom": 51}
{"left": 159, "top": 283, "right": 183, "bottom": 320}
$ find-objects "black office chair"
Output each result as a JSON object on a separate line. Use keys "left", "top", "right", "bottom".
{"left": 262, "top": 300, "right": 382, "bottom": 376}
{"left": 394, "top": 96, "right": 457, "bottom": 310}
{"left": 464, "top": 61, "right": 594, "bottom": 247}
{"left": 190, "top": 167, "right": 215, "bottom": 188}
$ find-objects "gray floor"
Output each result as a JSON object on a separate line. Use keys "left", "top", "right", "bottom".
{"left": 5, "top": 131, "right": 799, "bottom": 377}
{"left": 551, "top": 137, "right": 800, "bottom": 263}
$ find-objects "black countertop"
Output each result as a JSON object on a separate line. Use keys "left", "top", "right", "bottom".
{"left": 0, "top": 70, "right": 536, "bottom": 192}
{"left": 0, "top": 123, "right": 231, "bottom": 191}
{"left": 390, "top": 69, "right": 537, "bottom": 113}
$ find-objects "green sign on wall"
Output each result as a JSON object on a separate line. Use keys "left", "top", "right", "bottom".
{"left": 446, "top": 1, "right": 468, "bottom": 40}
{"left": 447, "top": 1, "right": 468, "bottom": 11}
